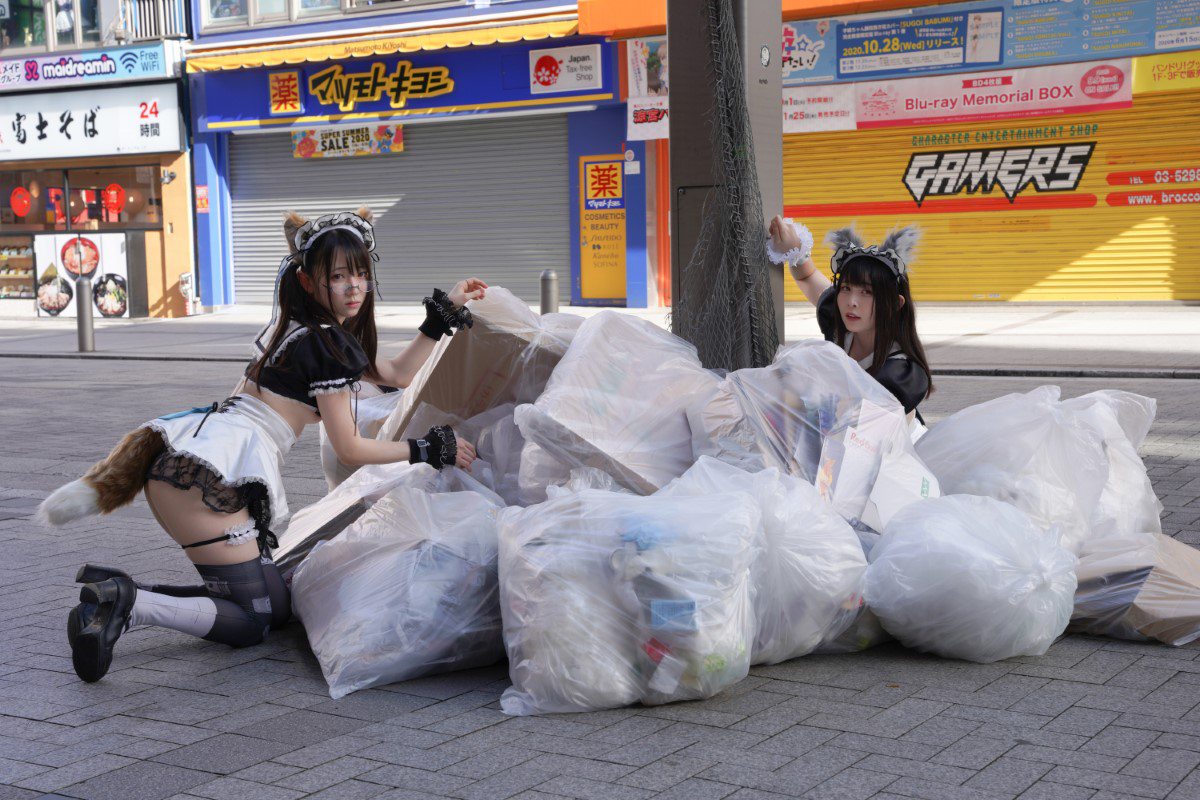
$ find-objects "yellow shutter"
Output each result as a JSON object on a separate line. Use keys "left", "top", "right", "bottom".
{"left": 782, "top": 91, "right": 1200, "bottom": 302}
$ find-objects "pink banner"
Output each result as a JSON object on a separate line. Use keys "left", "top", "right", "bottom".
{"left": 855, "top": 59, "right": 1133, "bottom": 130}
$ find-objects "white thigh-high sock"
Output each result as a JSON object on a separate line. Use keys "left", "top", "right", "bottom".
{"left": 128, "top": 590, "right": 218, "bottom": 638}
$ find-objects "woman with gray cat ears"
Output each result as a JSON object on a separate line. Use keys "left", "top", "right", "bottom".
{"left": 768, "top": 215, "right": 934, "bottom": 429}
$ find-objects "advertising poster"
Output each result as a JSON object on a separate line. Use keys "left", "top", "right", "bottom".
{"left": 855, "top": 59, "right": 1132, "bottom": 129}
{"left": 784, "top": 0, "right": 1200, "bottom": 87}
{"left": 292, "top": 124, "right": 404, "bottom": 158}
{"left": 783, "top": 85, "right": 857, "bottom": 133}
{"left": 34, "top": 233, "right": 129, "bottom": 318}
{"left": 579, "top": 155, "right": 627, "bottom": 300}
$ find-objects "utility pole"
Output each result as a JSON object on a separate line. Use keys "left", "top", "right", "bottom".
{"left": 668, "top": 0, "right": 784, "bottom": 368}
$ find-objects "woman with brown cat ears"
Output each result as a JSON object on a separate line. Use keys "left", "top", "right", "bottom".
{"left": 38, "top": 206, "right": 487, "bottom": 683}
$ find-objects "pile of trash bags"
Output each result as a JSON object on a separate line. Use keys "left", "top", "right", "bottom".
{"left": 276, "top": 285, "right": 1198, "bottom": 710}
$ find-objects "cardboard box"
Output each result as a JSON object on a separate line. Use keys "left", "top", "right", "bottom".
{"left": 1118, "top": 533, "right": 1200, "bottom": 646}
{"left": 378, "top": 289, "right": 577, "bottom": 442}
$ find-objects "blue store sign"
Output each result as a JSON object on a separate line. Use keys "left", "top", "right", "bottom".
{"left": 0, "top": 43, "right": 175, "bottom": 93}
{"left": 196, "top": 39, "right": 616, "bottom": 133}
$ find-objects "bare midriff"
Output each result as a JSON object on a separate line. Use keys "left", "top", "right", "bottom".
{"left": 239, "top": 380, "right": 320, "bottom": 439}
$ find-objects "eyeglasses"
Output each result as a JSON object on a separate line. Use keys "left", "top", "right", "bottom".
{"left": 329, "top": 278, "right": 376, "bottom": 296}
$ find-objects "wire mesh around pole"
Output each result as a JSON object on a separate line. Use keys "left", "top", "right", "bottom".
{"left": 670, "top": 0, "right": 779, "bottom": 372}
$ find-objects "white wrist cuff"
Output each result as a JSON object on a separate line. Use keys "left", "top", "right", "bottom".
{"left": 765, "top": 219, "right": 814, "bottom": 266}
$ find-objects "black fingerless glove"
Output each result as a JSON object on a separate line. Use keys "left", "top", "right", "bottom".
{"left": 418, "top": 288, "right": 475, "bottom": 341}
{"left": 408, "top": 425, "right": 458, "bottom": 469}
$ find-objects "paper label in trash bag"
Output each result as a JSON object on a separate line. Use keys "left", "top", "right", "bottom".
{"left": 860, "top": 438, "right": 942, "bottom": 532}
{"left": 647, "top": 653, "right": 686, "bottom": 695}
{"left": 650, "top": 599, "right": 698, "bottom": 632}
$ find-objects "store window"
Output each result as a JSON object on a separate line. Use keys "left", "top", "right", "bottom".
{"left": 0, "top": 170, "right": 68, "bottom": 232}
{"left": 0, "top": 0, "right": 48, "bottom": 51}
{"left": 0, "top": 0, "right": 122, "bottom": 53}
{"left": 65, "top": 166, "right": 162, "bottom": 230}
{"left": 202, "top": 0, "right": 496, "bottom": 30}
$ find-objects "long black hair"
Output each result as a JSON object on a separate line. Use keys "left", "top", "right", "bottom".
{"left": 246, "top": 227, "right": 381, "bottom": 385}
{"left": 833, "top": 255, "right": 934, "bottom": 398}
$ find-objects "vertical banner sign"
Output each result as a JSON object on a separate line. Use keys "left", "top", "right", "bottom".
{"left": 579, "top": 155, "right": 627, "bottom": 299}
{"left": 627, "top": 38, "right": 670, "bottom": 140}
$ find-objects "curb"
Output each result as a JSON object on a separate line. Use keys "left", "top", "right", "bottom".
{"left": 935, "top": 367, "right": 1200, "bottom": 380}
{"left": 2, "top": 351, "right": 1198, "bottom": 379}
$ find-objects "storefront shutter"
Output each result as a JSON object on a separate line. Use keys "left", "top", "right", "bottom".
{"left": 781, "top": 91, "right": 1200, "bottom": 302}
{"left": 229, "top": 114, "right": 570, "bottom": 304}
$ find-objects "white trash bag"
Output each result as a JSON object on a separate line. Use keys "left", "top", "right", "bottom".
{"left": 865, "top": 495, "right": 1077, "bottom": 663}
{"left": 1059, "top": 391, "right": 1163, "bottom": 638}
{"left": 690, "top": 340, "right": 912, "bottom": 525}
{"left": 291, "top": 467, "right": 505, "bottom": 699}
{"left": 915, "top": 386, "right": 1107, "bottom": 554}
{"left": 659, "top": 457, "right": 866, "bottom": 664}
{"left": 498, "top": 489, "right": 761, "bottom": 715}
{"left": 515, "top": 310, "right": 719, "bottom": 496}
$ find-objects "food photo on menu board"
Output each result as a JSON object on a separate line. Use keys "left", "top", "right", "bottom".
{"left": 33, "top": 233, "right": 130, "bottom": 318}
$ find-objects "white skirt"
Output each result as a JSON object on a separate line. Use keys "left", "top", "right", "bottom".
{"left": 142, "top": 394, "right": 297, "bottom": 531}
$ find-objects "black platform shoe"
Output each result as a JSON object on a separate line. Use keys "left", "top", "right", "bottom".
{"left": 68, "top": 577, "right": 136, "bottom": 683}
{"left": 75, "top": 564, "right": 131, "bottom": 584}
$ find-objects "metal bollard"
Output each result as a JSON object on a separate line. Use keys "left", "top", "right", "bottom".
{"left": 75, "top": 275, "right": 94, "bottom": 353}
{"left": 539, "top": 269, "right": 558, "bottom": 315}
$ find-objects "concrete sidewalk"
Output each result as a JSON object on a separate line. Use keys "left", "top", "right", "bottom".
{"left": 0, "top": 302, "right": 1197, "bottom": 376}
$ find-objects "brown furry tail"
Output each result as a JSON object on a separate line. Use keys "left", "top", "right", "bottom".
{"left": 36, "top": 427, "right": 165, "bottom": 526}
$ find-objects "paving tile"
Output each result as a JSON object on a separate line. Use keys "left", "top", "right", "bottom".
{"left": 534, "top": 775, "right": 655, "bottom": 800}
{"left": 930, "top": 735, "right": 1015, "bottom": 770}
{"left": 304, "top": 780, "right": 394, "bottom": 800}
{"left": 877, "top": 776, "right": 1007, "bottom": 800}
{"left": 152, "top": 732, "right": 297, "bottom": 775}
{"left": 1017, "top": 782, "right": 1096, "bottom": 800}
{"left": 803, "top": 767, "right": 897, "bottom": 800}
{"left": 963, "top": 757, "right": 1052, "bottom": 795}
{"left": 12, "top": 753, "right": 135, "bottom": 792}
{"left": 188, "top": 776, "right": 307, "bottom": 800}
{"left": 1007, "top": 744, "right": 1130, "bottom": 772}
{"left": 1047, "top": 709, "right": 1122, "bottom": 738}
{"left": 1040, "top": 766, "right": 1177, "bottom": 799}
{"left": 1120, "top": 747, "right": 1200, "bottom": 783}
{"left": 272, "top": 756, "right": 383, "bottom": 792}
{"left": 357, "top": 763, "right": 474, "bottom": 794}
{"left": 450, "top": 762, "right": 560, "bottom": 800}
{"left": 62, "top": 761, "right": 214, "bottom": 800}
{"left": 755, "top": 726, "right": 839, "bottom": 757}
{"left": 234, "top": 710, "right": 369, "bottom": 745}
{"left": 523, "top": 754, "right": 637, "bottom": 783}
{"left": 618, "top": 755, "right": 717, "bottom": 791}
{"left": 1083, "top": 728, "right": 1162, "bottom": 758}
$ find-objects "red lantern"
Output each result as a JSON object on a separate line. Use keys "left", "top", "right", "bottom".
{"left": 10, "top": 187, "right": 31, "bottom": 217}
{"left": 101, "top": 183, "right": 127, "bottom": 216}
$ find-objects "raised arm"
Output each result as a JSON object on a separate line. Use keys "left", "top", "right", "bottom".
{"left": 769, "top": 215, "right": 831, "bottom": 305}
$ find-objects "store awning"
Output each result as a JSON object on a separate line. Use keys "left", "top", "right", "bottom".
{"left": 186, "top": 16, "right": 578, "bottom": 73}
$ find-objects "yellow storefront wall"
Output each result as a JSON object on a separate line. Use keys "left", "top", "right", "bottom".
{"left": 782, "top": 91, "right": 1200, "bottom": 302}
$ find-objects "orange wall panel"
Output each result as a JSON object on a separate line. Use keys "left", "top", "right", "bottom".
{"left": 579, "top": 0, "right": 963, "bottom": 37}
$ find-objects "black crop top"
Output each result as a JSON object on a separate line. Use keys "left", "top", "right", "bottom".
{"left": 246, "top": 322, "right": 370, "bottom": 412}
{"left": 816, "top": 286, "right": 930, "bottom": 416}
